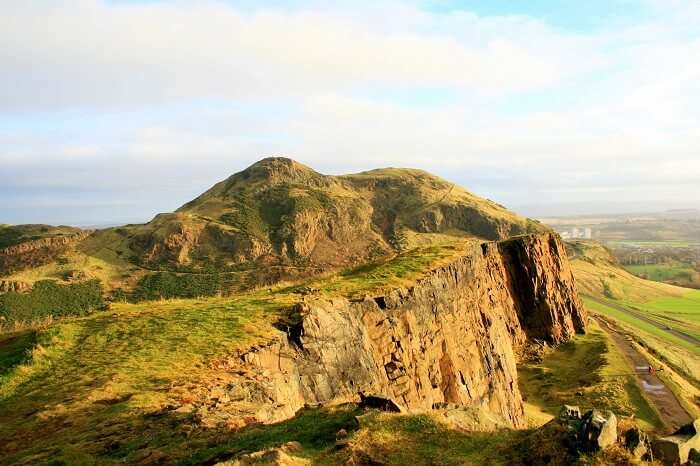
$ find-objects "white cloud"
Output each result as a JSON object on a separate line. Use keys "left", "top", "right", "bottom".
{"left": 0, "top": 0, "right": 699, "bottom": 224}
{"left": 0, "top": 0, "right": 589, "bottom": 111}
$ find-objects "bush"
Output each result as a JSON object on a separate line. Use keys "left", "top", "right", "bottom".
{"left": 0, "top": 280, "right": 104, "bottom": 324}
{"left": 132, "top": 272, "right": 221, "bottom": 301}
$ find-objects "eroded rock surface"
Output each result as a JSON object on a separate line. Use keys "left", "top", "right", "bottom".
{"left": 653, "top": 419, "right": 700, "bottom": 465}
{"left": 0, "top": 231, "right": 92, "bottom": 275}
{"left": 0, "top": 280, "right": 31, "bottom": 294}
{"left": 191, "top": 233, "right": 586, "bottom": 430}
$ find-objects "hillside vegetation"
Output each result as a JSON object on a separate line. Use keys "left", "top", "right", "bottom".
{"left": 1, "top": 158, "right": 545, "bottom": 300}
{"left": 0, "top": 225, "right": 83, "bottom": 250}
{"left": 567, "top": 240, "right": 700, "bottom": 418}
{"left": 0, "top": 241, "right": 472, "bottom": 465}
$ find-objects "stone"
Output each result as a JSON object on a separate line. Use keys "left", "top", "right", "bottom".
{"left": 688, "top": 448, "right": 700, "bottom": 464}
{"left": 624, "top": 426, "right": 651, "bottom": 460}
{"left": 652, "top": 419, "right": 700, "bottom": 465}
{"left": 174, "top": 403, "right": 194, "bottom": 414}
{"left": 0, "top": 280, "right": 31, "bottom": 294}
{"left": 581, "top": 409, "right": 617, "bottom": 451}
{"left": 0, "top": 230, "right": 92, "bottom": 276}
{"left": 280, "top": 442, "right": 303, "bottom": 453}
{"left": 559, "top": 405, "right": 582, "bottom": 421}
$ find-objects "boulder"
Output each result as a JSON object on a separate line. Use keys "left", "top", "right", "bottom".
{"left": 580, "top": 409, "right": 617, "bottom": 451}
{"left": 559, "top": 405, "right": 582, "bottom": 421}
{"left": 652, "top": 419, "right": 700, "bottom": 465}
{"left": 624, "top": 426, "right": 652, "bottom": 460}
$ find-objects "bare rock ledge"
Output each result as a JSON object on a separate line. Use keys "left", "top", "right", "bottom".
{"left": 196, "top": 233, "right": 586, "bottom": 429}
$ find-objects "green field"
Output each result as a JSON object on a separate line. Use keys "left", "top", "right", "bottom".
{"left": 625, "top": 263, "right": 696, "bottom": 283}
{"left": 583, "top": 297, "right": 699, "bottom": 353}
{"left": 642, "top": 289, "right": 700, "bottom": 321}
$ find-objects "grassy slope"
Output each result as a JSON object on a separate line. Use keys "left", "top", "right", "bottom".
{"left": 0, "top": 242, "right": 468, "bottom": 465}
{"left": 568, "top": 240, "right": 700, "bottom": 421}
{"left": 568, "top": 241, "right": 700, "bottom": 341}
{"left": 0, "top": 236, "right": 658, "bottom": 465}
{"left": 2, "top": 159, "right": 544, "bottom": 296}
{"left": 519, "top": 319, "right": 664, "bottom": 431}
{"left": 625, "top": 263, "right": 695, "bottom": 282}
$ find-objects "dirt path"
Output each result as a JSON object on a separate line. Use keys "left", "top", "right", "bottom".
{"left": 595, "top": 315, "right": 692, "bottom": 431}
{"left": 586, "top": 294, "right": 700, "bottom": 347}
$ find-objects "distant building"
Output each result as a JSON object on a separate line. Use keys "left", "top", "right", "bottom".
{"left": 572, "top": 227, "right": 580, "bottom": 238}
{"left": 584, "top": 228, "right": 592, "bottom": 239}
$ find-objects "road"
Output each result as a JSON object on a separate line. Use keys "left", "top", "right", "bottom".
{"left": 585, "top": 294, "right": 700, "bottom": 348}
{"left": 595, "top": 315, "right": 692, "bottom": 431}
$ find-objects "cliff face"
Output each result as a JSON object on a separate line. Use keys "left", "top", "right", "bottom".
{"left": 0, "top": 231, "right": 93, "bottom": 276}
{"left": 193, "top": 233, "right": 586, "bottom": 430}
{"left": 498, "top": 234, "right": 587, "bottom": 343}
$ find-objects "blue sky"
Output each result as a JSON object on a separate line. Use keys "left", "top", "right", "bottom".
{"left": 1, "top": 0, "right": 699, "bottom": 225}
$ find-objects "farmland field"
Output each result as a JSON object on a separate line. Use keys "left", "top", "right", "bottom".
{"left": 625, "top": 263, "right": 696, "bottom": 283}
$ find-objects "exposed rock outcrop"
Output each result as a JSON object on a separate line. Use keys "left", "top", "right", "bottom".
{"left": 653, "top": 419, "right": 700, "bottom": 465}
{"left": 191, "top": 233, "right": 586, "bottom": 430}
{"left": 499, "top": 234, "right": 587, "bottom": 343}
{"left": 0, "top": 231, "right": 92, "bottom": 275}
{"left": 580, "top": 409, "right": 618, "bottom": 451}
{"left": 0, "top": 280, "right": 31, "bottom": 294}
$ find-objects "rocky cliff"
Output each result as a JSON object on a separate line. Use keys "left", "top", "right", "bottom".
{"left": 0, "top": 230, "right": 93, "bottom": 276}
{"left": 191, "top": 233, "right": 586, "bottom": 430}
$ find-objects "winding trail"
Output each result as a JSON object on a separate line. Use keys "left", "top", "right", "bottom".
{"left": 594, "top": 315, "right": 692, "bottom": 431}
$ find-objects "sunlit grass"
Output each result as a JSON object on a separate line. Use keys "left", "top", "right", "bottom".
{"left": 518, "top": 319, "right": 664, "bottom": 431}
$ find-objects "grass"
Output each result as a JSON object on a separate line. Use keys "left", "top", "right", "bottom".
{"left": 4, "top": 248, "right": 137, "bottom": 291}
{"left": 334, "top": 411, "right": 528, "bottom": 466}
{"left": 184, "top": 404, "right": 364, "bottom": 465}
{"left": 0, "top": 225, "right": 82, "bottom": 250}
{"left": 0, "top": 242, "right": 474, "bottom": 465}
{"left": 569, "top": 241, "right": 700, "bottom": 352}
{"left": 0, "top": 331, "right": 36, "bottom": 376}
{"left": 582, "top": 297, "right": 699, "bottom": 354}
{"left": 518, "top": 319, "right": 664, "bottom": 431}
{"left": 566, "top": 240, "right": 687, "bottom": 303}
{"left": 0, "top": 292, "right": 296, "bottom": 464}
{"left": 305, "top": 240, "right": 470, "bottom": 299}
{"left": 643, "top": 289, "right": 700, "bottom": 322}
{"left": 625, "top": 263, "right": 696, "bottom": 282}
{"left": 608, "top": 240, "right": 699, "bottom": 248}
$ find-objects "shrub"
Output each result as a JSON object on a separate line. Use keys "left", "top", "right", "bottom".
{"left": 132, "top": 272, "right": 221, "bottom": 301}
{"left": 0, "top": 279, "right": 104, "bottom": 324}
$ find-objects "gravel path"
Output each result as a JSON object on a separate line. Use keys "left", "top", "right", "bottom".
{"left": 595, "top": 315, "right": 692, "bottom": 432}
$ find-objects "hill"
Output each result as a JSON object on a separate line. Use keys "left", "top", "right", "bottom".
{"left": 1, "top": 158, "right": 546, "bottom": 302}
{"left": 0, "top": 232, "right": 588, "bottom": 465}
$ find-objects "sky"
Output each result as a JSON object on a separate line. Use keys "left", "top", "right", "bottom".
{"left": 1, "top": 0, "right": 699, "bottom": 225}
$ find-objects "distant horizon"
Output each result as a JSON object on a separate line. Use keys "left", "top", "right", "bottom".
{"left": 2, "top": 156, "right": 698, "bottom": 227}
{"left": 3, "top": 1, "right": 699, "bottom": 226}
